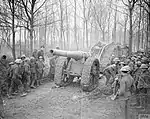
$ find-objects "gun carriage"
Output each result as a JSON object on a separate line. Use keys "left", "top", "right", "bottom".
{"left": 50, "top": 49, "right": 100, "bottom": 92}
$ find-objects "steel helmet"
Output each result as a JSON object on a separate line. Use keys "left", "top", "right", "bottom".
{"left": 15, "top": 59, "right": 22, "bottom": 64}
{"left": 39, "top": 56, "right": 43, "bottom": 59}
{"left": 113, "top": 57, "right": 120, "bottom": 62}
{"left": 30, "top": 57, "right": 35, "bottom": 60}
{"left": 25, "top": 57, "right": 30, "bottom": 61}
{"left": 140, "top": 64, "right": 148, "bottom": 69}
{"left": 120, "top": 66, "right": 131, "bottom": 72}
{"left": 21, "top": 54, "right": 26, "bottom": 58}
{"left": 122, "top": 55, "right": 126, "bottom": 58}
{"left": 9, "top": 62, "right": 14, "bottom": 65}
{"left": 136, "top": 61, "right": 141, "bottom": 64}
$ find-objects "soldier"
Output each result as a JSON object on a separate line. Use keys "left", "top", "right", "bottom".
{"left": 110, "top": 54, "right": 115, "bottom": 64}
{"left": 0, "top": 55, "right": 9, "bottom": 81}
{"left": 49, "top": 52, "right": 56, "bottom": 81}
{"left": 111, "top": 66, "right": 134, "bottom": 100}
{"left": 21, "top": 55, "right": 26, "bottom": 62}
{"left": 36, "top": 56, "right": 45, "bottom": 86}
{"left": 133, "top": 61, "right": 142, "bottom": 93}
{"left": 23, "top": 58, "right": 31, "bottom": 93}
{"left": 30, "top": 57, "right": 37, "bottom": 89}
{"left": 135, "top": 64, "right": 150, "bottom": 108}
{"left": 120, "top": 55, "right": 126, "bottom": 62}
{"left": 9, "top": 59, "right": 27, "bottom": 97}
{"left": 103, "top": 63, "right": 118, "bottom": 85}
{"left": 32, "top": 49, "right": 38, "bottom": 61}
{"left": 37, "top": 46, "right": 44, "bottom": 61}
{"left": 5, "top": 62, "right": 14, "bottom": 98}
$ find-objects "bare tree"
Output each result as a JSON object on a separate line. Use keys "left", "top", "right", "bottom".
{"left": 122, "top": 0, "right": 138, "bottom": 55}
{"left": 21, "top": 0, "right": 47, "bottom": 54}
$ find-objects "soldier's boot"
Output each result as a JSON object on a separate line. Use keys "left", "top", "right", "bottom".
{"left": 18, "top": 86, "right": 27, "bottom": 97}
{"left": 36, "top": 80, "right": 40, "bottom": 87}
{"left": 30, "top": 80, "right": 36, "bottom": 89}
{"left": 39, "top": 80, "right": 43, "bottom": 85}
{"left": 26, "top": 77, "right": 31, "bottom": 92}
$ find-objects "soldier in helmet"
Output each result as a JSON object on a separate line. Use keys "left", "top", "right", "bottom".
{"left": 23, "top": 58, "right": 31, "bottom": 93}
{"left": 37, "top": 46, "right": 45, "bottom": 61}
{"left": 36, "top": 56, "right": 45, "bottom": 86}
{"left": 5, "top": 62, "right": 14, "bottom": 98}
{"left": 133, "top": 61, "right": 142, "bottom": 92}
{"left": 111, "top": 66, "right": 134, "bottom": 100}
{"left": 9, "top": 59, "right": 27, "bottom": 97}
{"left": 135, "top": 64, "right": 150, "bottom": 108}
{"left": 32, "top": 49, "right": 38, "bottom": 61}
{"left": 120, "top": 55, "right": 126, "bottom": 62}
{"left": 103, "top": 63, "right": 119, "bottom": 85}
{"left": 21, "top": 55, "right": 26, "bottom": 62}
{"left": 30, "top": 57, "right": 37, "bottom": 89}
{"left": 48, "top": 51, "right": 56, "bottom": 81}
{"left": 110, "top": 54, "right": 115, "bottom": 64}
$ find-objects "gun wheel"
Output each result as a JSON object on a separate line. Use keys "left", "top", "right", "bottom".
{"left": 54, "top": 57, "right": 72, "bottom": 87}
{"left": 81, "top": 57, "right": 100, "bottom": 92}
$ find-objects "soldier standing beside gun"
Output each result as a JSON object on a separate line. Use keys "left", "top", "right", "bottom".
{"left": 36, "top": 56, "right": 45, "bottom": 86}
{"left": 30, "top": 57, "right": 37, "bottom": 89}
{"left": 49, "top": 51, "right": 56, "bottom": 81}
{"left": 103, "top": 58, "right": 120, "bottom": 85}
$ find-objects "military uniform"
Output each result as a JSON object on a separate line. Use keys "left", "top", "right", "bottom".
{"left": 36, "top": 57, "right": 44, "bottom": 86}
{"left": 103, "top": 64, "right": 118, "bottom": 85}
{"left": 118, "top": 66, "right": 134, "bottom": 98}
{"left": 135, "top": 64, "right": 150, "bottom": 107}
{"left": 49, "top": 56, "right": 56, "bottom": 81}
{"left": 9, "top": 59, "right": 27, "bottom": 97}
{"left": 23, "top": 58, "right": 31, "bottom": 92}
{"left": 37, "top": 50, "right": 44, "bottom": 61}
{"left": 30, "top": 57, "right": 37, "bottom": 88}
{"left": 32, "top": 49, "right": 38, "bottom": 61}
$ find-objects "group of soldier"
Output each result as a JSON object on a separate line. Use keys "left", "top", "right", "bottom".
{"left": 103, "top": 51, "right": 150, "bottom": 107}
{"left": 0, "top": 46, "right": 46, "bottom": 99}
{"left": 0, "top": 46, "right": 150, "bottom": 118}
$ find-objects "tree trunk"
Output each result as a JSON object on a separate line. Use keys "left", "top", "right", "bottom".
{"left": 30, "top": 12, "right": 34, "bottom": 55}
{"left": 137, "top": 5, "right": 141, "bottom": 51}
{"left": 74, "top": 0, "right": 78, "bottom": 50}
{"left": 12, "top": 0, "right": 16, "bottom": 60}
{"left": 85, "top": 20, "right": 88, "bottom": 48}
{"left": 44, "top": 1, "right": 47, "bottom": 52}
{"left": 124, "top": 15, "right": 128, "bottom": 45}
{"left": 141, "top": 8, "right": 145, "bottom": 49}
{"left": 146, "top": 12, "right": 150, "bottom": 53}
{"left": 59, "top": 0, "right": 63, "bottom": 49}
{"left": 24, "top": 27, "right": 26, "bottom": 55}
{"left": 129, "top": 7, "right": 133, "bottom": 55}
{"left": 65, "top": 3, "right": 69, "bottom": 50}
{"left": 107, "top": 0, "right": 113, "bottom": 43}
{"left": 19, "top": 26, "right": 22, "bottom": 56}
{"left": 112, "top": 0, "right": 117, "bottom": 42}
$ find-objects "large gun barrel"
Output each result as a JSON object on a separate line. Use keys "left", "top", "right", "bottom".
{"left": 50, "top": 49, "right": 90, "bottom": 60}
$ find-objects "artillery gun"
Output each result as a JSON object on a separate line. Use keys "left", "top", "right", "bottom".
{"left": 50, "top": 49, "right": 100, "bottom": 92}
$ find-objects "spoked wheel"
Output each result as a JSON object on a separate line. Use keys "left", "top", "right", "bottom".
{"left": 81, "top": 57, "right": 100, "bottom": 92}
{"left": 54, "top": 57, "right": 73, "bottom": 87}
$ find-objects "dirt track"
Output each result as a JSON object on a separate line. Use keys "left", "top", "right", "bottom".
{"left": 3, "top": 79, "right": 125, "bottom": 119}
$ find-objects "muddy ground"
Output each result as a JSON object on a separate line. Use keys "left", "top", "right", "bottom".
{"left": 3, "top": 78, "right": 125, "bottom": 119}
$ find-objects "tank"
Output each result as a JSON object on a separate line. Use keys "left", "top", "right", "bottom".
{"left": 50, "top": 49, "right": 100, "bottom": 92}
